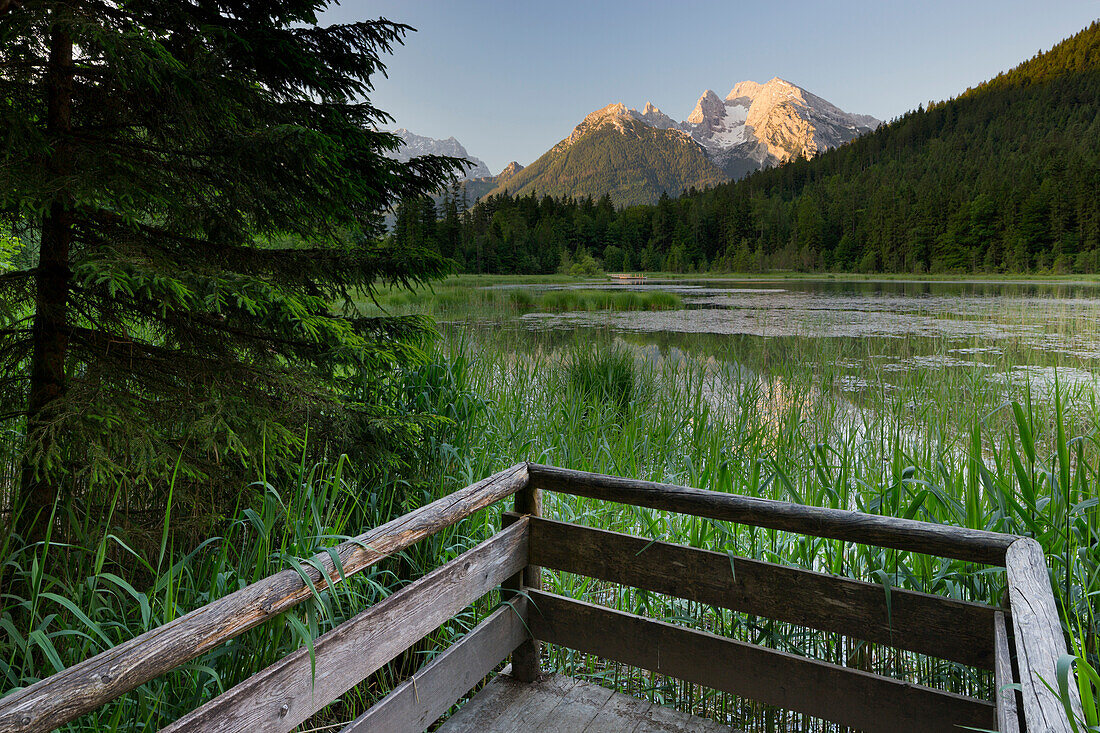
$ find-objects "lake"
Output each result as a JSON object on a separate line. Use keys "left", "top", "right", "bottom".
{"left": 459, "top": 278, "right": 1100, "bottom": 401}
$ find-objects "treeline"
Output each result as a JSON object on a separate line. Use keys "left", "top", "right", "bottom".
{"left": 393, "top": 21, "right": 1100, "bottom": 275}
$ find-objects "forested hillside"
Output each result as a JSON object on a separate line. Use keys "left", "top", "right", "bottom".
{"left": 486, "top": 104, "right": 727, "bottom": 207}
{"left": 398, "top": 21, "right": 1100, "bottom": 274}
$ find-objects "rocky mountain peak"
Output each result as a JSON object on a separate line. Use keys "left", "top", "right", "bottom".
{"left": 565, "top": 103, "right": 636, "bottom": 146}
{"left": 687, "top": 90, "right": 725, "bottom": 125}
{"left": 386, "top": 128, "right": 491, "bottom": 179}
{"left": 497, "top": 161, "right": 524, "bottom": 181}
{"left": 735, "top": 78, "right": 879, "bottom": 163}
{"left": 633, "top": 101, "right": 678, "bottom": 130}
{"left": 726, "top": 80, "right": 763, "bottom": 102}
{"left": 585, "top": 102, "right": 631, "bottom": 123}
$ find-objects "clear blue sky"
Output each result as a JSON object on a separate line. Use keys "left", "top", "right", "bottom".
{"left": 323, "top": 1, "right": 1099, "bottom": 174}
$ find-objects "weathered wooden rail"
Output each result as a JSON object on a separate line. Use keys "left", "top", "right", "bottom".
{"left": 0, "top": 462, "right": 1081, "bottom": 732}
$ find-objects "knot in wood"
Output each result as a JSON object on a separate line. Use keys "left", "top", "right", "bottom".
{"left": 279, "top": 703, "right": 289, "bottom": 717}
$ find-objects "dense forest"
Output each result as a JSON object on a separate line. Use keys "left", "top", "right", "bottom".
{"left": 393, "top": 21, "right": 1100, "bottom": 274}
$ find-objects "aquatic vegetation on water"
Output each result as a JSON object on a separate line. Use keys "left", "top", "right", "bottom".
{"left": 359, "top": 280, "right": 683, "bottom": 317}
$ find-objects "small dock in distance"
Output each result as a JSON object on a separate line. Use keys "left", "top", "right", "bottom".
{"left": 608, "top": 272, "right": 647, "bottom": 284}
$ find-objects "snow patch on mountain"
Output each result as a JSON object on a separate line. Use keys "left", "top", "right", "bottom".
{"left": 387, "top": 128, "right": 491, "bottom": 179}
{"left": 558, "top": 79, "right": 878, "bottom": 181}
{"left": 679, "top": 78, "right": 881, "bottom": 171}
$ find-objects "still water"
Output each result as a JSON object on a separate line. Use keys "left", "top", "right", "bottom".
{"left": 487, "top": 278, "right": 1100, "bottom": 396}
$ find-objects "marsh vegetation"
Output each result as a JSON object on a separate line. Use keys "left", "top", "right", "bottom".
{"left": 6, "top": 276, "right": 1100, "bottom": 730}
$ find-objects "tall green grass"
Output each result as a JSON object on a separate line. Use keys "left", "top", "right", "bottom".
{"left": 3, "top": 318, "right": 1099, "bottom": 730}
{"left": 444, "top": 327, "right": 1100, "bottom": 730}
{"left": 358, "top": 282, "right": 682, "bottom": 319}
{"left": 0, "top": 349, "right": 509, "bottom": 730}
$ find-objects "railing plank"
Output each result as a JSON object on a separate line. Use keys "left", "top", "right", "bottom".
{"left": 1006, "top": 537, "right": 1080, "bottom": 733}
{"left": 340, "top": 600, "right": 528, "bottom": 733}
{"left": 0, "top": 463, "right": 528, "bottom": 733}
{"left": 528, "top": 464, "right": 1017, "bottom": 565}
{"left": 159, "top": 517, "right": 530, "bottom": 733}
{"left": 994, "top": 610, "right": 1021, "bottom": 733}
{"left": 526, "top": 515, "right": 997, "bottom": 668}
{"left": 527, "top": 590, "right": 995, "bottom": 733}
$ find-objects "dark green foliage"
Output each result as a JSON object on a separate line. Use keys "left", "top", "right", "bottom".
{"left": 965, "top": 19, "right": 1100, "bottom": 95}
{"left": 488, "top": 117, "right": 727, "bottom": 207}
{"left": 0, "top": 1, "right": 465, "bottom": 539}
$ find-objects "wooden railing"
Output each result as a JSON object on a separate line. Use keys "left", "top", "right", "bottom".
{"left": 0, "top": 463, "right": 1081, "bottom": 732}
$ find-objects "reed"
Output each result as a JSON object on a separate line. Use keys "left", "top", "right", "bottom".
{"left": 447, "top": 325, "right": 1100, "bottom": 731}
{"left": 4, "top": 302, "right": 1099, "bottom": 730}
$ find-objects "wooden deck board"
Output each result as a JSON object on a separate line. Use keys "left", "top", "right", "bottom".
{"left": 437, "top": 674, "right": 734, "bottom": 733}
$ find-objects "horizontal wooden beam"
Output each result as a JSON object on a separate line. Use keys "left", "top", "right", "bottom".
{"left": 527, "top": 590, "right": 995, "bottom": 733}
{"left": 0, "top": 463, "right": 529, "bottom": 733}
{"left": 161, "top": 517, "right": 529, "bottom": 733}
{"left": 525, "top": 515, "right": 997, "bottom": 668}
{"left": 1006, "top": 537, "right": 1080, "bottom": 733}
{"left": 341, "top": 600, "right": 528, "bottom": 733}
{"left": 528, "top": 463, "right": 1017, "bottom": 565}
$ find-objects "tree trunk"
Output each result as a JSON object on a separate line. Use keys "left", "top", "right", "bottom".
{"left": 17, "top": 19, "right": 73, "bottom": 545}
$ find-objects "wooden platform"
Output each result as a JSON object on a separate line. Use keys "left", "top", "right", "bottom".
{"left": 438, "top": 673, "right": 734, "bottom": 732}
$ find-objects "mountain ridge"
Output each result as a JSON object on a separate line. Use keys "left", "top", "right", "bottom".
{"left": 488, "top": 104, "right": 726, "bottom": 206}
{"left": 449, "top": 20, "right": 1100, "bottom": 275}
{"left": 387, "top": 128, "right": 492, "bottom": 180}
{"left": 488, "top": 78, "right": 877, "bottom": 204}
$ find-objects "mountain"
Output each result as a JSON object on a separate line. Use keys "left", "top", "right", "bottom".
{"left": 497, "top": 161, "right": 525, "bottom": 183}
{"left": 487, "top": 103, "right": 727, "bottom": 206}
{"left": 672, "top": 21, "right": 1100, "bottom": 273}
{"left": 387, "top": 128, "right": 491, "bottom": 179}
{"left": 453, "top": 161, "right": 526, "bottom": 204}
{"left": 487, "top": 80, "right": 876, "bottom": 205}
{"left": 449, "top": 21, "right": 1100, "bottom": 275}
{"left": 682, "top": 78, "right": 879, "bottom": 178}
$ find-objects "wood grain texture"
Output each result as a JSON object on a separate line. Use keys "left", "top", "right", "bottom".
{"left": 528, "top": 463, "right": 1017, "bottom": 565}
{"left": 994, "top": 610, "right": 1021, "bottom": 733}
{"left": 1006, "top": 537, "right": 1080, "bottom": 733}
{"left": 340, "top": 600, "right": 528, "bottom": 733}
{"left": 160, "top": 518, "right": 529, "bottom": 733}
{"left": 436, "top": 674, "right": 731, "bottom": 733}
{"left": 438, "top": 674, "right": 578, "bottom": 733}
{"left": 527, "top": 676, "right": 615, "bottom": 730}
{"left": 503, "top": 494, "right": 542, "bottom": 682}
{"left": 0, "top": 463, "right": 528, "bottom": 733}
{"left": 527, "top": 590, "right": 995, "bottom": 733}
{"left": 528, "top": 516, "right": 997, "bottom": 668}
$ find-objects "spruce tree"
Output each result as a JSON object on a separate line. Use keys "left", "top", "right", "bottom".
{"left": 0, "top": 2, "right": 466, "bottom": 542}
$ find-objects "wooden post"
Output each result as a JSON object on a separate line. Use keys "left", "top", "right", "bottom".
{"left": 502, "top": 482, "right": 542, "bottom": 682}
{"left": 1005, "top": 537, "right": 1080, "bottom": 733}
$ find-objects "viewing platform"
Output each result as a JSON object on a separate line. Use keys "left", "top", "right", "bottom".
{"left": 437, "top": 672, "right": 735, "bottom": 732}
{"left": 0, "top": 464, "right": 1079, "bottom": 732}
